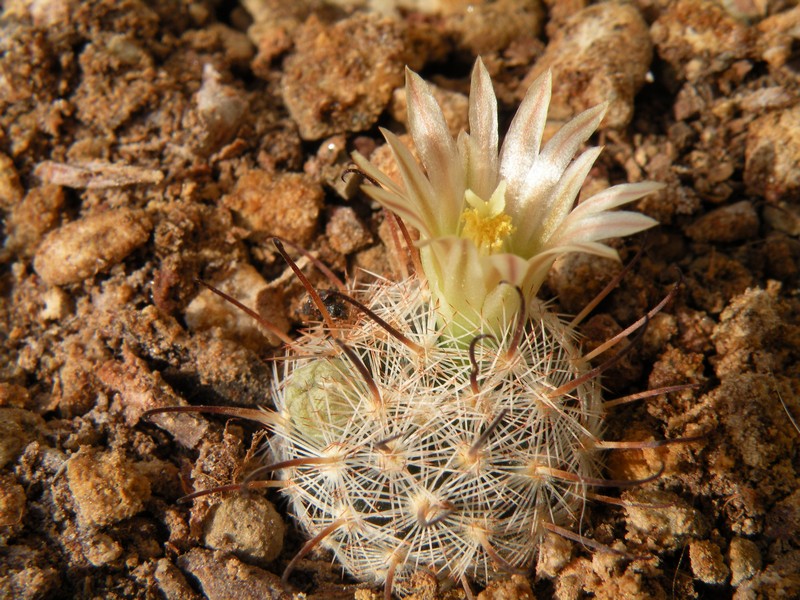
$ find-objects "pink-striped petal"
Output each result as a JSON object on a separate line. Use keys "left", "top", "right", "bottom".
{"left": 381, "top": 128, "right": 440, "bottom": 236}
{"left": 514, "top": 146, "right": 604, "bottom": 253}
{"left": 556, "top": 211, "right": 658, "bottom": 245}
{"left": 405, "top": 68, "right": 464, "bottom": 232}
{"left": 570, "top": 181, "right": 665, "bottom": 219}
{"left": 467, "top": 58, "right": 498, "bottom": 200}
{"left": 499, "top": 70, "right": 551, "bottom": 198}
{"left": 351, "top": 150, "right": 404, "bottom": 196}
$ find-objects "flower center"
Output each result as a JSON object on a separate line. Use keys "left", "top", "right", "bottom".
{"left": 460, "top": 180, "right": 514, "bottom": 254}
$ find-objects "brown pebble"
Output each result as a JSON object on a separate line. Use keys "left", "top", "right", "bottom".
{"left": 712, "top": 284, "right": 788, "bottom": 379}
{"left": 243, "top": 0, "right": 316, "bottom": 70}
{"left": 97, "top": 348, "right": 210, "bottom": 450}
{"left": 444, "top": 0, "right": 544, "bottom": 57}
{"left": 764, "top": 202, "right": 800, "bottom": 236}
{"left": 4, "top": 184, "right": 66, "bottom": 257}
{"left": 65, "top": 448, "right": 151, "bottom": 528}
{"left": 756, "top": 5, "right": 800, "bottom": 70}
{"left": 0, "top": 152, "right": 24, "bottom": 209}
{"left": 745, "top": 104, "right": 800, "bottom": 203}
{"left": 184, "top": 262, "right": 288, "bottom": 348}
{"left": 524, "top": 1, "right": 652, "bottom": 128}
{"left": 326, "top": 206, "right": 372, "bottom": 255}
{"left": 623, "top": 490, "right": 710, "bottom": 551}
{"left": 0, "top": 408, "right": 45, "bottom": 469}
{"left": 477, "top": 574, "right": 535, "bottom": 600}
{"left": 82, "top": 532, "right": 123, "bottom": 567}
{"left": 685, "top": 201, "right": 759, "bottom": 243}
{"left": 689, "top": 539, "right": 730, "bottom": 585}
{"left": 153, "top": 558, "right": 200, "bottom": 600}
{"left": 729, "top": 537, "right": 761, "bottom": 586}
{"left": 203, "top": 495, "right": 285, "bottom": 564}
{"left": 194, "top": 64, "right": 248, "bottom": 155}
{"left": 33, "top": 208, "right": 153, "bottom": 286}
{"left": 651, "top": 0, "right": 754, "bottom": 82}
{"left": 0, "top": 475, "right": 26, "bottom": 527}
{"left": 223, "top": 170, "right": 322, "bottom": 245}
{"left": 281, "top": 13, "right": 407, "bottom": 140}
{"left": 177, "top": 548, "right": 285, "bottom": 599}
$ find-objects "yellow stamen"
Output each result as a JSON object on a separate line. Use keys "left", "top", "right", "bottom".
{"left": 460, "top": 181, "right": 514, "bottom": 254}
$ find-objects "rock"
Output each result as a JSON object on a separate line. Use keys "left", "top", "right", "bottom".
{"left": 651, "top": 0, "right": 754, "bottom": 82}
{"left": 444, "top": 0, "right": 544, "bottom": 57}
{"left": 0, "top": 474, "right": 26, "bottom": 527}
{"left": 729, "top": 537, "right": 761, "bottom": 586}
{"left": 535, "top": 530, "right": 573, "bottom": 578}
{"left": 477, "top": 574, "right": 535, "bottom": 600}
{"left": 66, "top": 448, "right": 151, "bottom": 528}
{"left": 756, "top": 5, "right": 800, "bottom": 70}
{"left": 523, "top": 1, "right": 652, "bottom": 129}
{"left": 3, "top": 185, "right": 65, "bottom": 257}
{"left": 685, "top": 201, "right": 759, "bottom": 243}
{"left": 222, "top": 170, "right": 322, "bottom": 245}
{"left": 733, "top": 551, "right": 800, "bottom": 600}
{"left": 184, "top": 262, "right": 289, "bottom": 348}
{"left": 73, "top": 34, "right": 158, "bottom": 131}
{"left": 242, "top": 0, "right": 321, "bottom": 70}
{"left": 82, "top": 532, "right": 123, "bottom": 567}
{"left": 712, "top": 284, "right": 796, "bottom": 378}
{"left": 177, "top": 548, "right": 285, "bottom": 600}
{"left": 281, "top": 13, "right": 407, "bottom": 140}
{"left": 711, "top": 374, "right": 797, "bottom": 471}
{"left": 203, "top": 495, "right": 285, "bottom": 564}
{"left": 33, "top": 208, "right": 153, "bottom": 286}
{"left": 0, "top": 152, "right": 24, "bottom": 209}
{"left": 153, "top": 558, "right": 200, "bottom": 600}
{"left": 0, "top": 408, "right": 45, "bottom": 469}
{"left": 622, "top": 490, "right": 710, "bottom": 552}
{"left": 764, "top": 202, "right": 800, "bottom": 236}
{"left": 194, "top": 64, "right": 248, "bottom": 155}
{"left": 326, "top": 206, "right": 372, "bottom": 255}
{"left": 745, "top": 104, "right": 800, "bottom": 203}
{"left": 689, "top": 539, "right": 730, "bottom": 585}
{"left": 97, "top": 348, "right": 210, "bottom": 450}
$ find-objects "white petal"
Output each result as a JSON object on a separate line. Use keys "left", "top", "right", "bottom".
{"left": 514, "top": 146, "right": 604, "bottom": 253}
{"left": 499, "top": 70, "right": 551, "bottom": 196}
{"left": 467, "top": 58, "right": 498, "bottom": 200}
{"left": 505, "top": 154, "right": 562, "bottom": 231}
{"left": 381, "top": 128, "right": 440, "bottom": 236}
{"left": 351, "top": 151, "right": 404, "bottom": 196}
{"left": 538, "top": 102, "right": 607, "bottom": 176}
{"left": 550, "top": 241, "right": 621, "bottom": 259}
{"left": 406, "top": 68, "right": 464, "bottom": 233}
{"left": 518, "top": 241, "right": 622, "bottom": 297}
{"left": 508, "top": 101, "right": 606, "bottom": 229}
{"left": 364, "top": 184, "right": 431, "bottom": 237}
{"left": 556, "top": 211, "right": 658, "bottom": 245}
{"left": 570, "top": 181, "right": 666, "bottom": 219}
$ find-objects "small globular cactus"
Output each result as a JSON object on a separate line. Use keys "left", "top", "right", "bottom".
{"left": 259, "top": 60, "right": 663, "bottom": 594}
{"left": 148, "top": 58, "right": 676, "bottom": 597}
{"left": 271, "top": 278, "right": 604, "bottom": 595}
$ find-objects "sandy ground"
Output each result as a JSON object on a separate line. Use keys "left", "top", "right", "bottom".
{"left": 1, "top": 0, "right": 800, "bottom": 599}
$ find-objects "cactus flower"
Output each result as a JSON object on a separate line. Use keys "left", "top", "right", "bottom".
{"left": 354, "top": 58, "right": 662, "bottom": 337}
